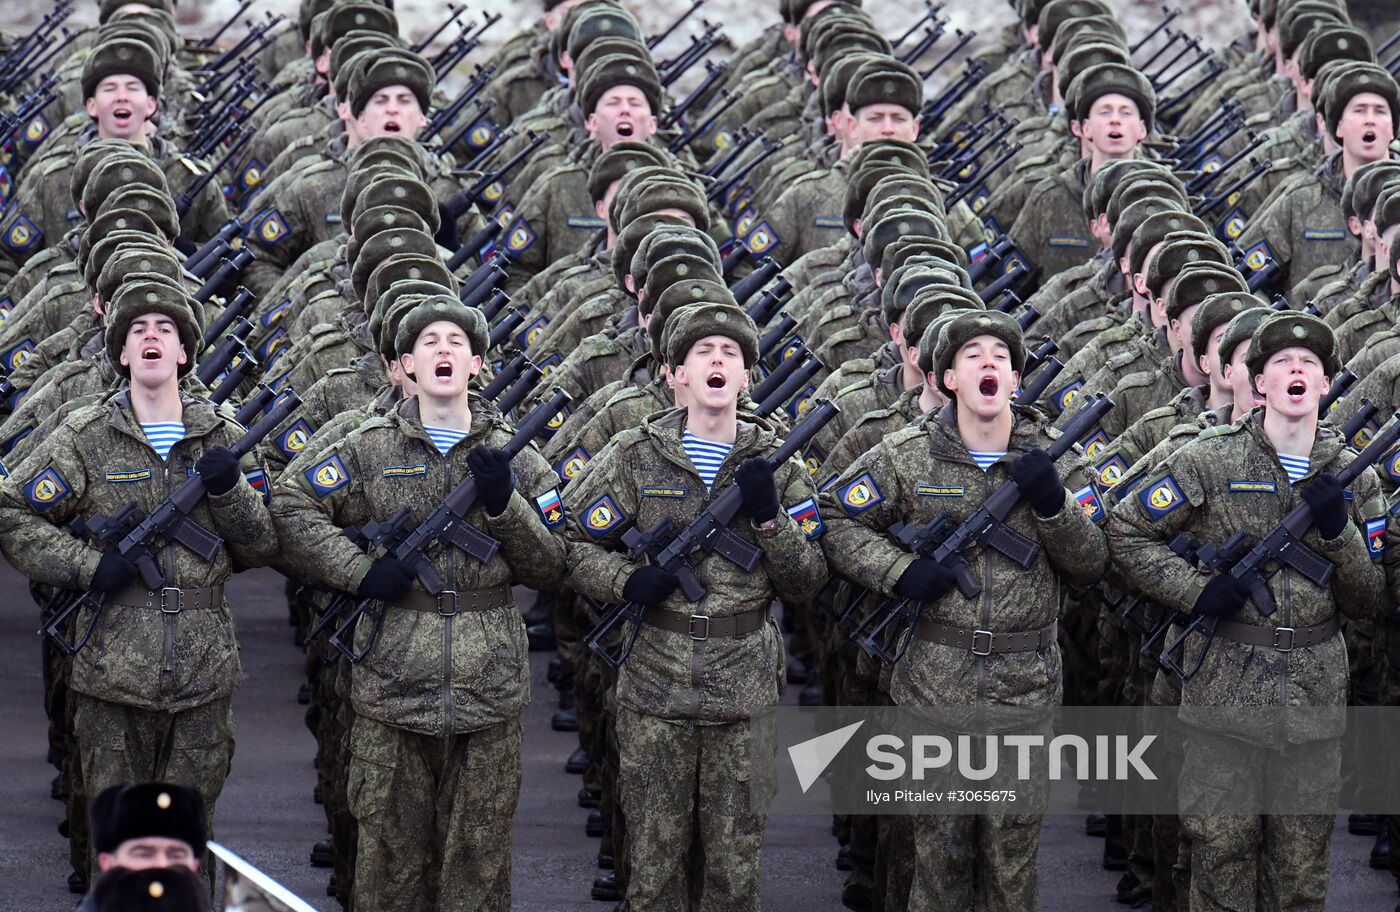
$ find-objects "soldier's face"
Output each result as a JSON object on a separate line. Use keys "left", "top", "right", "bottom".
{"left": 1223, "top": 341, "right": 1261, "bottom": 409}
{"left": 1201, "top": 324, "right": 1229, "bottom": 391}
{"left": 402, "top": 320, "right": 482, "bottom": 399}
{"left": 1334, "top": 92, "right": 1394, "bottom": 161}
{"left": 675, "top": 335, "right": 749, "bottom": 410}
{"left": 1171, "top": 304, "right": 1205, "bottom": 385}
{"left": 85, "top": 75, "right": 156, "bottom": 141}
{"left": 944, "top": 336, "right": 1018, "bottom": 419}
{"left": 1256, "top": 346, "right": 1329, "bottom": 418}
{"left": 1079, "top": 94, "right": 1146, "bottom": 158}
{"left": 356, "top": 86, "right": 426, "bottom": 140}
{"left": 100, "top": 837, "right": 198, "bottom": 873}
{"left": 848, "top": 104, "right": 918, "bottom": 145}
{"left": 585, "top": 86, "right": 658, "bottom": 148}
{"left": 119, "top": 313, "right": 186, "bottom": 386}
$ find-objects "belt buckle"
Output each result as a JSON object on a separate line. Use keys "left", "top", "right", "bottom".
{"left": 971, "top": 629, "right": 994, "bottom": 657}
{"left": 158, "top": 587, "right": 183, "bottom": 614}
{"left": 1272, "top": 626, "right": 1296, "bottom": 652}
{"left": 689, "top": 614, "right": 711, "bottom": 641}
{"left": 436, "top": 590, "right": 460, "bottom": 617}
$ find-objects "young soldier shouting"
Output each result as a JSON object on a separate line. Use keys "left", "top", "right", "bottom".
{"left": 561, "top": 299, "right": 827, "bottom": 911}
{"left": 271, "top": 296, "right": 566, "bottom": 912}
{"left": 820, "top": 310, "right": 1109, "bottom": 911}
{"left": 1108, "top": 312, "right": 1387, "bottom": 912}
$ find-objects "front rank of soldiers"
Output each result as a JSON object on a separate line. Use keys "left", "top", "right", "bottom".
{"left": 7, "top": 0, "right": 1400, "bottom": 909}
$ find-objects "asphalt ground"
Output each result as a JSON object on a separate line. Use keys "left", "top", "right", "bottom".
{"left": 0, "top": 563, "right": 1393, "bottom": 911}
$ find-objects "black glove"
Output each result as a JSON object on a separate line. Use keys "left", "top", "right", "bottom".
{"left": 622, "top": 565, "right": 679, "bottom": 606}
{"left": 467, "top": 445, "right": 514, "bottom": 516}
{"left": 435, "top": 203, "right": 462, "bottom": 251}
{"left": 195, "top": 445, "right": 241, "bottom": 495}
{"left": 89, "top": 551, "right": 138, "bottom": 595}
{"left": 735, "top": 457, "right": 780, "bottom": 523}
{"left": 893, "top": 558, "right": 958, "bottom": 603}
{"left": 1008, "top": 448, "right": 1065, "bottom": 517}
{"left": 357, "top": 556, "right": 415, "bottom": 603}
{"left": 1300, "top": 472, "right": 1348, "bottom": 540}
{"left": 1193, "top": 572, "right": 1250, "bottom": 619}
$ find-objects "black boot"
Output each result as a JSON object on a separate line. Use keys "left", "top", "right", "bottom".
{"left": 1085, "top": 813, "right": 1107, "bottom": 837}
{"left": 799, "top": 680, "right": 824, "bottom": 706}
{"left": 552, "top": 707, "right": 579, "bottom": 732}
{"left": 566, "top": 746, "right": 590, "bottom": 775}
{"left": 310, "top": 838, "right": 333, "bottom": 868}
{"left": 586, "top": 810, "right": 606, "bottom": 837}
{"left": 578, "top": 787, "right": 601, "bottom": 809}
{"left": 592, "top": 873, "right": 622, "bottom": 902}
{"left": 1372, "top": 829, "right": 1391, "bottom": 869}
{"left": 597, "top": 851, "right": 614, "bottom": 869}
{"left": 527, "top": 622, "right": 556, "bottom": 651}
{"left": 835, "top": 845, "right": 852, "bottom": 871}
{"left": 1103, "top": 840, "right": 1128, "bottom": 872}
{"left": 297, "top": 682, "right": 311, "bottom": 705}
{"left": 547, "top": 655, "right": 564, "bottom": 684}
{"left": 1351, "top": 813, "right": 1382, "bottom": 835}
{"left": 786, "top": 656, "right": 810, "bottom": 685}
{"left": 51, "top": 774, "right": 64, "bottom": 801}
{"left": 68, "top": 871, "right": 88, "bottom": 894}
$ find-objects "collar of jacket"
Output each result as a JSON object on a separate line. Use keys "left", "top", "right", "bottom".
{"left": 390, "top": 392, "right": 504, "bottom": 451}
{"left": 928, "top": 400, "right": 1053, "bottom": 463}
{"left": 643, "top": 406, "right": 779, "bottom": 475}
{"left": 1316, "top": 152, "right": 1344, "bottom": 196}
{"left": 1238, "top": 405, "right": 1347, "bottom": 477}
{"left": 107, "top": 389, "right": 223, "bottom": 444}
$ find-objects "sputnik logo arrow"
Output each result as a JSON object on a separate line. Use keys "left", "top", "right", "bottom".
{"left": 787, "top": 720, "right": 865, "bottom": 794}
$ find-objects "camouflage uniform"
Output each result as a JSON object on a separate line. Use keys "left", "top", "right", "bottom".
{"left": 562, "top": 406, "right": 827, "bottom": 911}
{"left": 1008, "top": 158, "right": 1098, "bottom": 282}
{"left": 820, "top": 402, "right": 1109, "bottom": 912}
{"left": 271, "top": 393, "right": 565, "bottom": 912}
{"left": 1235, "top": 153, "right": 1357, "bottom": 296}
{"left": 0, "top": 390, "right": 276, "bottom": 881}
{"left": 1108, "top": 410, "right": 1387, "bottom": 912}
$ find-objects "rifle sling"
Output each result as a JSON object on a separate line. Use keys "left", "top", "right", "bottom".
{"left": 642, "top": 605, "right": 768, "bottom": 640}
{"left": 914, "top": 617, "right": 1056, "bottom": 654}
{"left": 107, "top": 584, "right": 223, "bottom": 612}
{"left": 1212, "top": 615, "right": 1338, "bottom": 651}
{"left": 393, "top": 583, "right": 512, "bottom": 615}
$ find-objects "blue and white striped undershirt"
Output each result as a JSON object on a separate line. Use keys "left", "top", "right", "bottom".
{"left": 682, "top": 429, "right": 733, "bottom": 491}
{"left": 424, "top": 424, "right": 469, "bottom": 455}
{"left": 968, "top": 449, "right": 1007, "bottom": 471}
{"left": 1278, "top": 453, "right": 1310, "bottom": 484}
{"left": 141, "top": 422, "right": 185, "bottom": 461}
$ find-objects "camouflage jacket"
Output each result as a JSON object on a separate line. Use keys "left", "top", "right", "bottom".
{"left": 1088, "top": 383, "right": 1211, "bottom": 494}
{"left": 1007, "top": 157, "right": 1096, "bottom": 284}
{"left": 819, "top": 386, "right": 926, "bottom": 488}
{"left": 820, "top": 403, "right": 1108, "bottom": 709}
{"left": 259, "top": 353, "right": 387, "bottom": 475}
{"left": 742, "top": 155, "right": 852, "bottom": 268}
{"left": 0, "top": 390, "right": 275, "bottom": 712}
{"left": 1235, "top": 152, "right": 1358, "bottom": 296}
{"left": 806, "top": 361, "right": 910, "bottom": 473}
{"left": 270, "top": 394, "right": 565, "bottom": 736}
{"left": 1318, "top": 260, "right": 1380, "bottom": 325}
{"left": 561, "top": 407, "right": 826, "bottom": 722}
{"left": 1107, "top": 409, "right": 1386, "bottom": 745}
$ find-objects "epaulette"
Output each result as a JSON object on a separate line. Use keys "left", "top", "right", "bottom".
{"left": 1113, "top": 370, "right": 1161, "bottom": 393}
{"left": 28, "top": 153, "right": 73, "bottom": 180}
{"left": 177, "top": 155, "right": 207, "bottom": 176}
{"left": 1195, "top": 421, "right": 1242, "bottom": 441}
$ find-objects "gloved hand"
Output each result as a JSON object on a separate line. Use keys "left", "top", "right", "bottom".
{"left": 735, "top": 457, "right": 780, "bottom": 523}
{"left": 89, "top": 551, "right": 138, "bottom": 595}
{"left": 622, "top": 565, "right": 679, "bottom": 606}
{"left": 357, "top": 556, "right": 415, "bottom": 603}
{"left": 1193, "top": 572, "right": 1250, "bottom": 619}
{"left": 468, "top": 445, "right": 514, "bottom": 516}
{"left": 1008, "top": 448, "right": 1065, "bottom": 517}
{"left": 1300, "top": 472, "right": 1348, "bottom": 540}
{"left": 435, "top": 203, "right": 462, "bottom": 251}
{"left": 893, "top": 558, "right": 958, "bottom": 603}
{"left": 195, "top": 445, "right": 241, "bottom": 495}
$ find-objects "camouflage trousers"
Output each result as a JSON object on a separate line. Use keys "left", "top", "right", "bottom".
{"left": 73, "top": 694, "right": 234, "bottom": 882}
{"left": 616, "top": 707, "right": 773, "bottom": 912}
{"left": 1180, "top": 730, "right": 1340, "bottom": 912}
{"left": 347, "top": 715, "right": 522, "bottom": 912}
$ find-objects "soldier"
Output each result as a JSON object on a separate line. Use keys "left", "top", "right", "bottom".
{"left": 271, "top": 295, "right": 566, "bottom": 912}
{"left": 86, "top": 866, "right": 210, "bottom": 912}
{"left": 562, "top": 299, "right": 826, "bottom": 910}
{"left": 1108, "top": 311, "right": 1387, "bottom": 912}
{"left": 820, "top": 309, "right": 1108, "bottom": 910}
{"left": 1236, "top": 62, "right": 1399, "bottom": 295}
{"left": 89, "top": 782, "right": 206, "bottom": 876}
{"left": 0, "top": 279, "right": 277, "bottom": 889}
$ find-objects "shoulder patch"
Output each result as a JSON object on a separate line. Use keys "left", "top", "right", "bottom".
{"left": 244, "top": 468, "right": 268, "bottom": 499}
{"left": 1241, "top": 238, "right": 1274, "bottom": 272}
{"left": 786, "top": 496, "right": 824, "bottom": 539}
{"left": 1, "top": 338, "right": 33, "bottom": 371}
{"left": 3, "top": 214, "right": 40, "bottom": 252}
{"left": 837, "top": 472, "right": 883, "bottom": 514}
{"left": 22, "top": 113, "right": 48, "bottom": 146}
{"left": 239, "top": 158, "right": 264, "bottom": 190}
{"left": 1217, "top": 205, "right": 1249, "bottom": 240}
{"left": 506, "top": 219, "right": 536, "bottom": 254}
{"left": 276, "top": 417, "right": 314, "bottom": 458}
{"left": 534, "top": 487, "right": 565, "bottom": 527}
{"left": 556, "top": 446, "right": 589, "bottom": 481}
{"left": 305, "top": 453, "right": 350, "bottom": 497}
{"left": 24, "top": 466, "right": 69, "bottom": 511}
{"left": 744, "top": 220, "right": 780, "bottom": 255}
{"left": 1073, "top": 483, "right": 1104, "bottom": 522}
{"left": 583, "top": 494, "right": 623, "bottom": 537}
{"left": 1366, "top": 517, "right": 1386, "bottom": 557}
{"left": 517, "top": 315, "right": 549, "bottom": 349}
{"left": 257, "top": 209, "right": 290, "bottom": 245}
{"left": 1138, "top": 474, "right": 1185, "bottom": 519}
{"left": 1081, "top": 428, "right": 1111, "bottom": 459}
